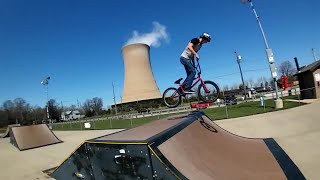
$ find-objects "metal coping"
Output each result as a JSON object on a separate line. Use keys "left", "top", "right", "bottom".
{"left": 147, "top": 111, "right": 204, "bottom": 146}
{"left": 263, "top": 138, "right": 306, "bottom": 180}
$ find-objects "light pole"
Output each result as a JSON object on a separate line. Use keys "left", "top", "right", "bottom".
{"left": 312, "top": 48, "right": 317, "bottom": 62}
{"left": 112, "top": 82, "right": 118, "bottom": 118}
{"left": 235, "top": 50, "right": 247, "bottom": 101}
{"left": 241, "top": 0, "right": 283, "bottom": 108}
{"left": 41, "top": 76, "right": 51, "bottom": 124}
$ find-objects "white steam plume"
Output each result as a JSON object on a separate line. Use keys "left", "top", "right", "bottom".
{"left": 125, "top": 21, "right": 170, "bottom": 47}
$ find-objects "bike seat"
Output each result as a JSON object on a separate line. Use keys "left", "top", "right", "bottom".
{"left": 174, "top": 78, "right": 183, "bottom": 84}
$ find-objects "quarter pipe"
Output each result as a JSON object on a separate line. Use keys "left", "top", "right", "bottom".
{"left": 0, "top": 124, "right": 20, "bottom": 138}
{"left": 9, "top": 124, "right": 62, "bottom": 151}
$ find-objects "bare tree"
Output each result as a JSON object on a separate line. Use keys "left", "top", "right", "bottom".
{"left": 3, "top": 100, "right": 14, "bottom": 124}
{"left": 13, "top": 98, "right": 28, "bottom": 124}
{"left": 222, "top": 85, "right": 229, "bottom": 91}
{"left": 92, "top": 97, "right": 103, "bottom": 115}
{"left": 278, "top": 60, "right": 296, "bottom": 76}
{"left": 230, "top": 83, "right": 239, "bottom": 90}
{"left": 48, "top": 99, "right": 61, "bottom": 121}
{"left": 32, "top": 106, "right": 46, "bottom": 123}
{"left": 255, "top": 77, "right": 268, "bottom": 87}
{"left": 248, "top": 78, "right": 254, "bottom": 88}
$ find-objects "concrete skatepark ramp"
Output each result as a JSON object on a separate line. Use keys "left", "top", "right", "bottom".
{"left": 0, "top": 124, "right": 20, "bottom": 138}
{"left": 49, "top": 111, "right": 305, "bottom": 179}
{"left": 9, "top": 124, "right": 62, "bottom": 151}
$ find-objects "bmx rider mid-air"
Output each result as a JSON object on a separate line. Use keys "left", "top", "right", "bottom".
{"left": 179, "top": 32, "right": 211, "bottom": 94}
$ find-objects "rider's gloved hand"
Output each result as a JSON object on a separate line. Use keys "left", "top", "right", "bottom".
{"left": 195, "top": 53, "right": 200, "bottom": 60}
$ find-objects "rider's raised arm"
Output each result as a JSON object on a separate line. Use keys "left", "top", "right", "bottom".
{"left": 187, "top": 38, "right": 200, "bottom": 60}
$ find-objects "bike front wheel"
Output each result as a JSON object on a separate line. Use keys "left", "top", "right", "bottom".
{"left": 198, "top": 81, "right": 220, "bottom": 103}
{"left": 162, "top": 87, "right": 182, "bottom": 108}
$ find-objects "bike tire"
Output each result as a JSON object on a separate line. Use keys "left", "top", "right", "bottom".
{"left": 198, "top": 81, "right": 220, "bottom": 103}
{"left": 162, "top": 87, "right": 182, "bottom": 108}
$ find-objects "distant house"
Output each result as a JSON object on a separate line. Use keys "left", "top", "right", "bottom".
{"left": 61, "top": 110, "right": 84, "bottom": 121}
{"left": 293, "top": 58, "right": 320, "bottom": 99}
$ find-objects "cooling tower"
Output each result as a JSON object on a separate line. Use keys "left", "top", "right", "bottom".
{"left": 121, "top": 43, "right": 161, "bottom": 103}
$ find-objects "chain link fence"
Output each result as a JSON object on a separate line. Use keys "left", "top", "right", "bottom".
{"left": 1, "top": 87, "right": 317, "bottom": 133}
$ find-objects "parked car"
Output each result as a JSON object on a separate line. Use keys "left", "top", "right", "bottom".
{"left": 247, "top": 88, "right": 257, "bottom": 94}
{"left": 225, "top": 95, "right": 237, "bottom": 105}
{"left": 138, "top": 108, "right": 150, "bottom": 114}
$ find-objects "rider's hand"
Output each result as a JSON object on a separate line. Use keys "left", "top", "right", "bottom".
{"left": 195, "top": 53, "right": 200, "bottom": 60}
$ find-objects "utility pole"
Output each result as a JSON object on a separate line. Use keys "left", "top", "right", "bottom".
{"left": 41, "top": 76, "right": 51, "bottom": 124}
{"left": 120, "top": 96, "right": 124, "bottom": 113}
{"left": 112, "top": 82, "right": 118, "bottom": 117}
{"left": 241, "top": 0, "right": 283, "bottom": 109}
{"left": 312, "top": 48, "right": 317, "bottom": 62}
{"left": 235, "top": 50, "right": 247, "bottom": 101}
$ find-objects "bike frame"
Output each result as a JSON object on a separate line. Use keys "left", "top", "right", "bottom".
{"left": 178, "top": 61, "right": 211, "bottom": 94}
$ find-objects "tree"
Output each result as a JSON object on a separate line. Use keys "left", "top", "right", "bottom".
{"left": 92, "top": 97, "right": 103, "bottom": 115}
{"left": 278, "top": 60, "right": 296, "bottom": 77}
{"left": 3, "top": 100, "right": 14, "bottom": 124}
{"left": 248, "top": 78, "right": 254, "bottom": 88}
{"left": 255, "top": 77, "right": 268, "bottom": 87}
{"left": 48, "top": 99, "right": 61, "bottom": 121}
{"left": 0, "top": 108, "right": 8, "bottom": 127}
{"left": 222, "top": 85, "right": 229, "bottom": 91}
{"left": 82, "top": 99, "right": 93, "bottom": 117}
{"left": 33, "top": 106, "right": 46, "bottom": 123}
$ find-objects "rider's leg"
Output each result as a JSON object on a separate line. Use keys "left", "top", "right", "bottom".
{"left": 180, "top": 57, "right": 196, "bottom": 91}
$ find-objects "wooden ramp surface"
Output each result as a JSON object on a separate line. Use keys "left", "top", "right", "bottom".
{"left": 158, "top": 115, "right": 287, "bottom": 179}
{"left": 49, "top": 112, "right": 305, "bottom": 180}
{"left": 9, "top": 124, "right": 62, "bottom": 151}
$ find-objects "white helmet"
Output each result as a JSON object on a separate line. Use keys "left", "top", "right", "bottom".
{"left": 200, "top": 32, "right": 211, "bottom": 42}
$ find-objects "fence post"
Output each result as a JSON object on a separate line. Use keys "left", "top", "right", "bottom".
{"left": 225, "top": 103, "right": 229, "bottom": 119}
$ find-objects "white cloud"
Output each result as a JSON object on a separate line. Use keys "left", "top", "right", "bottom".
{"left": 125, "top": 21, "right": 170, "bottom": 47}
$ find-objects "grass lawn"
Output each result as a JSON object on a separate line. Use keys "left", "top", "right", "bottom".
{"left": 51, "top": 98, "right": 305, "bottom": 131}
{"left": 202, "top": 98, "right": 305, "bottom": 120}
{"left": 52, "top": 115, "right": 171, "bottom": 131}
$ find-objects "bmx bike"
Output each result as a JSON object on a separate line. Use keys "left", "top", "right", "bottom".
{"left": 162, "top": 60, "right": 220, "bottom": 108}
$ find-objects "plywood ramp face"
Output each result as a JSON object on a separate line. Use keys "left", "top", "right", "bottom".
{"left": 158, "top": 115, "right": 287, "bottom": 180}
{"left": 10, "top": 124, "right": 62, "bottom": 151}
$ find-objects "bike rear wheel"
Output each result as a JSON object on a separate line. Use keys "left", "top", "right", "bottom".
{"left": 198, "top": 81, "right": 220, "bottom": 103}
{"left": 162, "top": 87, "right": 182, "bottom": 108}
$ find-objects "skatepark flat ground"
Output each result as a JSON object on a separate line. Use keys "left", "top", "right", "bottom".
{"left": 0, "top": 99, "right": 319, "bottom": 180}
{"left": 0, "top": 129, "right": 123, "bottom": 180}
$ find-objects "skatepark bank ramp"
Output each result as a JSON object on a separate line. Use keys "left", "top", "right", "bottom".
{"left": 49, "top": 111, "right": 305, "bottom": 180}
{"left": 0, "top": 124, "right": 20, "bottom": 138}
{"left": 9, "top": 124, "right": 62, "bottom": 151}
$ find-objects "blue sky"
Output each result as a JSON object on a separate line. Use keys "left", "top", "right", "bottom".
{"left": 0, "top": 0, "right": 319, "bottom": 108}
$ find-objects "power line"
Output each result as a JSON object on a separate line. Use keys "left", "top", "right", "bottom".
{"left": 210, "top": 68, "right": 269, "bottom": 79}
